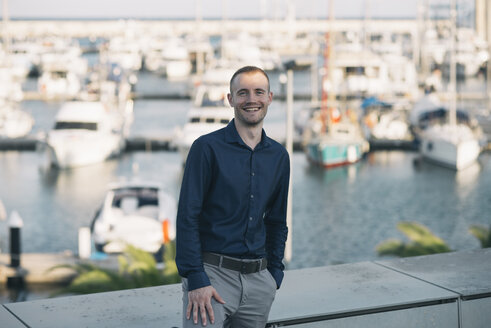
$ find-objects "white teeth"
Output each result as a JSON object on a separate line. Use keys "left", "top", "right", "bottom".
{"left": 244, "top": 108, "right": 259, "bottom": 112}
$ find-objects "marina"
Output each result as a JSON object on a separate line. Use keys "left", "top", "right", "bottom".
{"left": 1, "top": 0, "right": 491, "bottom": 308}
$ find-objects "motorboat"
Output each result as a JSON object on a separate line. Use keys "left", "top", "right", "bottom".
{"left": 0, "top": 100, "right": 34, "bottom": 138}
{"left": 91, "top": 180, "right": 177, "bottom": 256}
{"left": 102, "top": 36, "right": 143, "bottom": 72}
{"left": 0, "top": 67, "right": 23, "bottom": 102}
{"left": 42, "top": 101, "right": 127, "bottom": 168}
{"left": 38, "top": 62, "right": 82, "bottom": 100}
{"left": 173, "top": 67, "right": 235, "bottom": 163}
{"left": 361, "top": 97, "right": 414, "bottom": 145}
{"left": 161, "top": 37, "right": 192, "bottom": 80}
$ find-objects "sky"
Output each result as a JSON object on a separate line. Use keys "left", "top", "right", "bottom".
{"left": 2, "top": 0, "right": 424, "bottom": 19}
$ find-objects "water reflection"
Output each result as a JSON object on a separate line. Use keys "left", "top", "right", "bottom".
{"left": 303, "top": 160, "right": 361, "bottom": 185}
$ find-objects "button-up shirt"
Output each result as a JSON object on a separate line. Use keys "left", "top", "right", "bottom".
{"left": 176, "top": 120, "right": 290, "bottom": 291}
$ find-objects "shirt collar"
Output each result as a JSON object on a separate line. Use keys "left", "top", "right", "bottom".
{"left": 224, "top": 119, "right": 271, "bottom": 149}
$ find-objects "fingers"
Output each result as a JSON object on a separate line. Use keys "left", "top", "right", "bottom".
{"left": 186, "top": 287, "right": 224, "bottom": 326}
{"left": 212, "top": 290, "right": 226, "bottom": 304}
{"left": 205, "top": 302, "right": 214, "bottom": 324}
{"left": 189, "top": 300, "right": 212, "bottom": 326}
{"left": 200, "top": 303, "right": 208, "bottom": 326}
{"left": 186, "top": 301, "right": 192, "bottom": 320}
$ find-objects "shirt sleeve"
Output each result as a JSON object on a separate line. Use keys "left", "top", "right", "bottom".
{"left": 175, "top": 138, "right": 212, "bottom": 291}
{"left": 264, "top": 150, "right": 290, "bottom": 289}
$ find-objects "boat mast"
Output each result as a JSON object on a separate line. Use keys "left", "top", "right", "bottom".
{"left": 321, "top": 0, "right": 335, "bottom": 132}
{"left": 448, "top": 0, "right": 457, "bottom": 126}
{"left": 2, "top": 0, "right": 10, "bottom": 62}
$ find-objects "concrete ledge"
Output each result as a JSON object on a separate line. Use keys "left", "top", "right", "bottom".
{"left": 1, "top": 249, "right": 490, "bottom": 327}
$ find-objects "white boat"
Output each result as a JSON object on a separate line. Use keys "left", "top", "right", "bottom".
{"left": 174, "top": 67, "right": 235, "bottom": 163}
{"left": 38, "top": 62, "right": 82, "bottom": 100}
{"left": 419, "top": 0, "right": 482, "bottom": 171}
{"left": 43, "top": 101, "right": 127, "bottom": 168}
{"left": 0, "top": 100, "right": 34, "bottom": 138}
{"left": 0, "top": 67, "right": 23, "bottom": 102}
{"left": 102, "top": 36, "right": 142, "bottom": 72}
{"left": 361, "top": 97, "right": 413, "bottom": 144}
{"left": 161, "top": 38, "right": 192, "bottom": 80}
{"left": 420, "top": 124, "right": 481, "bottom": 170}
{"left": 91, "top": 180, "right": 177, "bottom": 256}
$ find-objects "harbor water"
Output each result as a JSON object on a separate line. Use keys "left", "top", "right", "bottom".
{"left": 1, "top": 70, "right": 490, "bottom": 274}
{"left": 1, "top": 73, "right": 491, "bottom": 270}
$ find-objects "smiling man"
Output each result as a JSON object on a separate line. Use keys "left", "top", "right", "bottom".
{"left": 176, "top": 66, "right": 290, "bottom": 327}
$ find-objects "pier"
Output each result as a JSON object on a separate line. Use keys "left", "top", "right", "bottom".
{"left": 0, "top": 136, "right": 309, "bottom": 152}
{"left": 1, "top": 248, "right": 490, "bottom": 327}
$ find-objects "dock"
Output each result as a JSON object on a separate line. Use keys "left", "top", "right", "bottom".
{"left": 1, "top": 248, "right": 490, "bottom": 327}
{"left": 0, "top": 252, "right": 120, "bottom": 285}
{"left": 0, "top": 137, "right": 308, "bottom": 152}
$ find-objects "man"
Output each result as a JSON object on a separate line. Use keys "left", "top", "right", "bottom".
{"left": 176, "top": 66, "right": 290, "bottom": 327}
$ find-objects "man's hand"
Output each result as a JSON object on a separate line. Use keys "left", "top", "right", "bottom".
{"left": 186, "top": 285, "right": 225, "bottom": 326}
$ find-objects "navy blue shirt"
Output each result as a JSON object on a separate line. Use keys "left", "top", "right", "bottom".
{"left": 176, "top": 120, "right": 290, "bottom": 291}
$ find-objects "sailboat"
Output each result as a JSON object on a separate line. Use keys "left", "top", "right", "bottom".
{"left": 419, "top": 0, "right": 481, "bottom": 170}
{"left": 304, "top": 0, "right": 369, "bottom": 168}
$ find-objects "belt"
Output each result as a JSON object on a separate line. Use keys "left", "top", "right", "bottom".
{"left": 202, "top": 252, "right": 267, "bottom": 274}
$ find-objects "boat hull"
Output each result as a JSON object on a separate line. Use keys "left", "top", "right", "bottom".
{"left": 45, "top": 131, "right": 124, "bottom": 168}
{"left": 420, "top": 124, "right": 481, "bottom": 170}
{"left": 306, "top": 140, "right": 365, "bottom": 168}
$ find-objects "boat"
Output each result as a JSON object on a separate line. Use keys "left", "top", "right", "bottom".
{"left": 361, "top": 97, "right": 414, "bottom": 147}
{"left": 38, "top": 62, "right": 82, "bottom": 100}
{"left": 91, "top": 180, "right": 177, "bottom": 257}
{"left": 304, "top": 108, "right": 369, "bottom": 168}
{"left": 0, "top": 67, "right": 23, "bottom": 102}
{"left": 0, "top": 100, "right": 34, "bottom": 138}
{"left": 420, "top": 124, "right": 481, "bottom": 170}
{"left": 102, "top": 36, "right": 143, "bottom": 72}
{"left": 42, "top": 101, "right": 127, "bottom": 168}
{"left": 173, "top": 66, "right": 235, "bottom": 163}
{"left": 161, "top": 37, "right": 192, "bottom": 80}
{"left": 418, "top": 0, "right": 482, "bottom": 170}
{"left": 304, "top": 4, "right": 369, "bottom": 168}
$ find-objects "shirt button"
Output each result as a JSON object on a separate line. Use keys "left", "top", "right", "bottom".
{"left": 249, "top": 217, "right": 253, "bottom": 221}
{"left": 250, "top": 194, "right": 254, "bottom": 199}
{"left": 251, "top": 172, "right": 255, "bottom": 176}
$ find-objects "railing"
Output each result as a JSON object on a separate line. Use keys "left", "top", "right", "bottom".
{"left": 1, "top": 248, "right": 490, "bottom": 328}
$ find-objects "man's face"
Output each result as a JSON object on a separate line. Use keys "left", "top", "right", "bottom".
{"left": 227, "top": 71, "right": 272, "bottom": 127}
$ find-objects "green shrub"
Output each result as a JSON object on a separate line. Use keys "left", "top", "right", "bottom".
{"left": 376, "top": 222, "right": 451, "bottom": 258}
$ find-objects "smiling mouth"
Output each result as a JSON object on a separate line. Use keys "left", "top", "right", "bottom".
{"left": 243, "top": 107, "right": 260, "bottom": 112}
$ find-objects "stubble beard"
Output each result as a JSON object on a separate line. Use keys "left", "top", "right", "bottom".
{"left": 235, "top": 107, "right": 267, "bottom": 127}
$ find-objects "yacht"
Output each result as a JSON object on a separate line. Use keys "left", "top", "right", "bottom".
{"left": 38, "top": 62, "right": 82, "bottom": 100}
{"left": 0, "top": 100, "right": 34, "bottom": 138}
{"left": 42, "top": 101, "right": 127, "bottom": 168}
{"left": 174, "top": 67, "right": 235, "bottom": 163}
{"left": 91, "top": 180, "right": 176, "bottom": 257}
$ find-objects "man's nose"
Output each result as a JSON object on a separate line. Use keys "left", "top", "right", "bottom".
{"left": 246, "top": 92, "right": 258, "bottom": 102}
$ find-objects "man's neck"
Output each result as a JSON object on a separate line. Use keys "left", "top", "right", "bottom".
{"left": 234, "top": 120, "right": 263, "bottom": 150}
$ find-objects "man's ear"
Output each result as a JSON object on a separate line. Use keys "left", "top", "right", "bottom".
{"left": 227, "top": 93, "right": 233, "bottom": 107}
